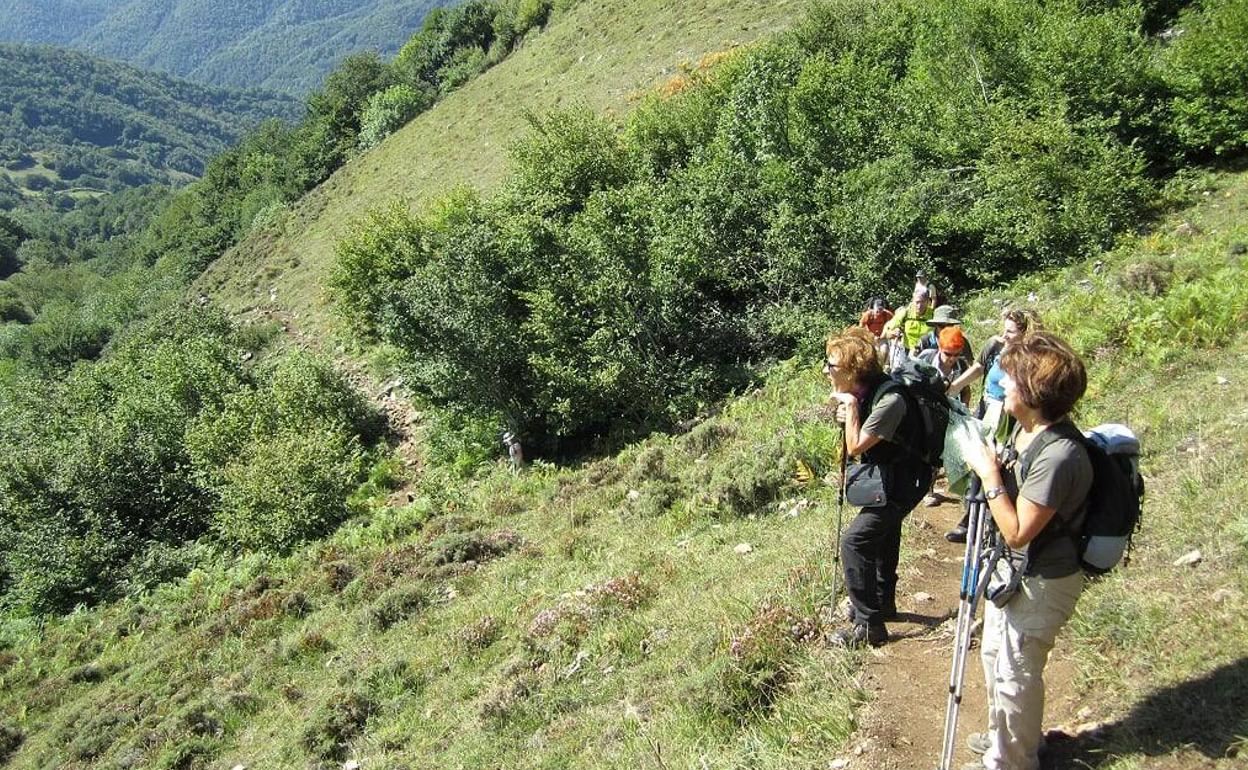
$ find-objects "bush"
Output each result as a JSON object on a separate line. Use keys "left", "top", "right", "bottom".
{"left": 301, "top": 691, "right": 376, "bottom": 761}
{"left": 358, "top": 84, "right": 434, "bottom": 150}
{"left": 1163, "top": 0, "right": 1248, "bottom": 158}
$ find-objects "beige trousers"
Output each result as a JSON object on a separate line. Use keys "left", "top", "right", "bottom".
{"left": 979, "top": 571, "right": 1084, "bottom": 770}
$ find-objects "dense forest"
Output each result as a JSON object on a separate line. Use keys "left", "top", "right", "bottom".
{"left": 0, "top": 0, "right": 457, "bottom": 95}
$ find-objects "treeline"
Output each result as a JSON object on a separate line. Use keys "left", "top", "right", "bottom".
{"left": 332, "top": 0, "right": 1248, "bottom": 459}
{"left": 0, "top": 0, "right": 584, "bottom": 616}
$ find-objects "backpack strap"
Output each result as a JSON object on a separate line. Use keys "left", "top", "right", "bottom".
{"left": 1015, "top": 420, "right": 1088, "bottom": 562}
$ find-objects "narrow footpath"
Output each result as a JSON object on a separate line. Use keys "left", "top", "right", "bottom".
{"left": 844, "top": 498, "right": 1083, "bottom": 770}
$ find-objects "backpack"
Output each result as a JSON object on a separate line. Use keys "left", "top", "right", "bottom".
{"left": 1022, "top": 422, "right": 1144, "bottom": 575}
{"left": 870, "top": 358, "right": 951, "bottom": 467}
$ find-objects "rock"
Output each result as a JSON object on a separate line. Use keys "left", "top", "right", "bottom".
{"left": 343, "top": 763, "right": 360, "bottom": 770}
{"left": 1216, "top": 376, "right": 1230, "bottom": 386}
{"left": 830, "top": 759, "right": 850, "bottom": 769}
{"left": 1092, "top": 259, "right": 1105, "bottom": 274}
{"left": 913, "top": 592, "right": 934, "bottom": 603}
{"left": 734, "top": 542, "right": 754, "bottom": 555}
{"left": 1076, "top": 706, "right": 1094, "bottom": 721}
{"left": 626, "top": 489, "right": 641, "bottom": 502}
{"left": 1173, "top": 549, "right": 1202, "bottom": 567}
{"left": 1174, "top": 221, "right": 1199, "bottom": 237}
{"left": 231, "top": 765, "right": 247, "bottom": 770}
{"left": 1027, "top": 291, "right": 1038, "bottom": 302}
{"left": 1230, "top": 242, "right": 1248, "bottom": 256}
{"left": 1211, "top": 588, "right": 1238, "bottom": 604}
{"left": 240, "top": 351, "right": 253, "bottom": 362}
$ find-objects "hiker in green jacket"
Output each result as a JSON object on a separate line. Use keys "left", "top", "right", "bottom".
{"left": 883, "top": 287, "right": 934, "bottom": 356}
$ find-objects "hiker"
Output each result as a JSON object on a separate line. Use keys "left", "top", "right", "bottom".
{"left": 918, "top": 326, "right": 973, "bottom": 507}
{"left": 946, "top": 308, "right": 1040, "bottom": 542}
{"left": 824, "top": 326, "right": 935, "bottom": 647}
{"left": 502, "top": 431, "right": 524, "bottom": 472}
{"left": 883, "top": 287, "right": 934, "bottom": 357}
{"left": 859, "top": 296, "right": 894, "bottom": 340}
{"left": 960, "top": 331, "right": 1091, "bottom": 770}
{"left": 917, "top": 305, "right": 975, "bottom": 366}
{"left": 915, "top": 269, "right": 941, "bottom": 306}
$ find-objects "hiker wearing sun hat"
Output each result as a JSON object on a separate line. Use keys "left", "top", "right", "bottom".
{"left": 917, "top": 305, "right": 974, "bottom": 366}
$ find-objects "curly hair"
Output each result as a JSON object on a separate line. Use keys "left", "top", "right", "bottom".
{"left": 1002, "top": 307, "right": 1042, "bottom": 335}
{"left": 999, "top": 331, "right": 1086, "bottom": 422}
{"left": 826, "top": 325, "right": 882, "bottom": 384}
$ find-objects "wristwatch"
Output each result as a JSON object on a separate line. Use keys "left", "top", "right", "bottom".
{"left": 985, "top": 485, "right": 1007, "bottom": 500}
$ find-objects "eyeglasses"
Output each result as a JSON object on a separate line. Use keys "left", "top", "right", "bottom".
{"left": 823, "top": 358, "right": 840, "bottom": 371}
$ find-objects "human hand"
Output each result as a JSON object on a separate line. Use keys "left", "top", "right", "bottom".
{"left": 964, "top": 435, "right": 1002, "bottom": 481}
{"left": 828, "top": 392, "right": 855, "bottom": 424}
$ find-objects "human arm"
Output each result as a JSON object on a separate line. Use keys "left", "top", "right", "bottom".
{"left": 949, "top": 362, "right": 982, "bottom": 396}
{"left": 963, "top": 438, "right": 1058, "bottom": 549}
{"left": 831, "top": 392, "right": 885, "bottom": 456}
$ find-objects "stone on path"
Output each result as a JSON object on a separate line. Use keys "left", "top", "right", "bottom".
{"left": 734, "top": 542, "right": 753, "bottom": 555}
{"left": 1173, "top": 549, "right": 1202, "bottom": 567}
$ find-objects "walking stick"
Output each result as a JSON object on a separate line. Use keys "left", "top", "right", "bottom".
{"left": 938, "top": 475, "right": 995, "bottom": 770}
{"left": 827, "top": 426, "right": 849, "bottom": 615}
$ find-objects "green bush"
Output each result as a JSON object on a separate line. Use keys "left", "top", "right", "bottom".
{"left": 335, "top": 0, "right": 1208, "bottom": 458}
{"left": 359, "top": 84, "right": 434, "bottom": 150}
{"left": 1163, "top": 0, "right": 1248, "bottom": 158}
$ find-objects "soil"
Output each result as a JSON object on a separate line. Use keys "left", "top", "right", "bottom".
{"left": 837, "top": 495, "right": 1084, "bottom": 770}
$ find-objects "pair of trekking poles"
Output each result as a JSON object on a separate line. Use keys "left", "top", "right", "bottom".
{"left": 826, "top": 427, "right": 998, "bottom": 770}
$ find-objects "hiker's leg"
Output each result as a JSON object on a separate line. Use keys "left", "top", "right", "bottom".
{"left": 842, "top": 507, "right": 888, "bottom": 625}
{"left": 980, "top": 599, "right": 1005, "bottom": 739}
{"left": 982, "top": 574, "right": 1083, "bottom": 770}
{"left": 876, "top": 507, "right": 904, "bottom": 615}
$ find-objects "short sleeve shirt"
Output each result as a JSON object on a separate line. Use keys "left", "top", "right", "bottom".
{"left": 861, "top": 391, "right": 906, "bottom": 442}
{"left": 1013, "top": 427, "right": 1093, "bottom": 578}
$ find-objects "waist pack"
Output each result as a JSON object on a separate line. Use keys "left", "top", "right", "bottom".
{"left": 1021, "top": 422, "right": 1144, "bottom": 575}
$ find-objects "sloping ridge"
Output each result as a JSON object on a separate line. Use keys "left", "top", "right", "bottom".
{"left": 195, "top": 0, "right": 800, "bottom": 339}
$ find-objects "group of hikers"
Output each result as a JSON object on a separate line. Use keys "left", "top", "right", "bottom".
{"left": 826, "top": 273, "right": 1089, "bottom": 770}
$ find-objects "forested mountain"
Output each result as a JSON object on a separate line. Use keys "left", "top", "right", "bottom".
{"left": 0, "top": 0, "right": 455, "bottom": 94}
{"left": 0, "top": 44, "right": 299, "bottom": 210}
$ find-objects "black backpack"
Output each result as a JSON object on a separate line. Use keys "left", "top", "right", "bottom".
{"left": 1021, "top": 422, "right": 1144, "bottom": 575}
{"left": 870, "top": 359, "right": 951, "bottom": 467}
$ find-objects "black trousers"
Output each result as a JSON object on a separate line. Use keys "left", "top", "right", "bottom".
{"left": 841, "top": 470, "right": 930, "bottom": 625}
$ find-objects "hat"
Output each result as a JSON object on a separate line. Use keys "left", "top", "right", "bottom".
{"left": 926, "top": 305, "right": 961, "bottom": 326}
{"left": 938, "top": 326, "right": 966, "bottom": 354}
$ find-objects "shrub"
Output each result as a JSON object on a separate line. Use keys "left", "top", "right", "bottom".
{"left": 0, "top": 723, "right": 21, "bottom": 762}
{"left": 358, "top": 84, "right": 434, "bottom": 150}
{"left": 1163, "top": 0, "right": 1248, "bottom": 158}
{"left": 368, "top": 585, "right": 429, "bottom": 631}
{"left": 301, "top": 691, "right": 376, "bottom": 761}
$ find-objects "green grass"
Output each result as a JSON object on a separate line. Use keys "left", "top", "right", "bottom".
{"left": 5, "top": 169, "right": 1247, "bottom": 769}
{"left": 194, "top": 0, "right": 801, "bottom": 341}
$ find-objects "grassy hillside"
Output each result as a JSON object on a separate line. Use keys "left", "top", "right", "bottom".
{"left": 0, "top": 0, "right": 455, "bottom": 95}
{"left": 195, "top": 0, "right": 799, "bottom": 335}
{"left": 2, "top": 167, "right": 1245, "bottom": 770}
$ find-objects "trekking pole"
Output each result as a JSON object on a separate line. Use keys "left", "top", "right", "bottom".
{"left": 938, "top": 475, "right": 993, "bottom": 770}
{"left": 826, "top": 426, "right": 849, "bottom": 617}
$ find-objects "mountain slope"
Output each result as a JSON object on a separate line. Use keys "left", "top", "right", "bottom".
{"left": 2, "top": 168, "right": 1245, "bottom": 770}
{"left": 195, "top": 0, "right": 799, "bottom": 335}
{"left": 0, "top": 43, "right": 300, "bottom": 201}
{"left": 0, "top": 0, "right": 455, "bottom": 95}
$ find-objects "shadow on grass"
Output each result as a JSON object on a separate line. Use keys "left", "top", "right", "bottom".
{"left": 1044, "top": 657, "right": 1248, "bottom": 768}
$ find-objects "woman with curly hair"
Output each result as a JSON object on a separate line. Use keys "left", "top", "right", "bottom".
{"left": 824, "top": 326, "right": 934, "bottom": 647}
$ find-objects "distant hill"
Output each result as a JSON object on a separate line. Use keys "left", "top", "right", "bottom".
{"left": 0, "top": 0, "right": 454, "bottom": 95}
{"left": 0, "top": 43, "right": 300, "bottom": 210}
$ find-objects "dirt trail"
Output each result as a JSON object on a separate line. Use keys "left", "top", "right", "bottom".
{"left": 843, "top": 498, "right": 1082, "bottom": 770}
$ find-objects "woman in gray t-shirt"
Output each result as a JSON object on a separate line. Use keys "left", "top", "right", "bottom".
{"left": 962, "top": 331, "right": 1092, "bottom": 770}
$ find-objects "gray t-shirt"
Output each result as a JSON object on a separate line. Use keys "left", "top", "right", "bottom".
{"left": 1014, "top": 429, "right": 1093, "bottom": 578}
{"left": 861, "top": 391, "right": 906, "bottom": 442}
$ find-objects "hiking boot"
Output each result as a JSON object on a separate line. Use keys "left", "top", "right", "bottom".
{"left": 831, "top": 623, "right": 887, "bottom": 648}
{"left": 966, "top": 732, "right": 990, "bottom": 755}
{"left": 945, "top": 525, "right": 968, "bottom": 543}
